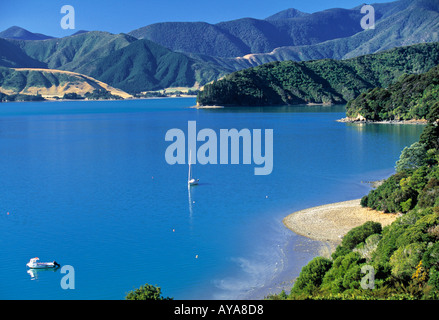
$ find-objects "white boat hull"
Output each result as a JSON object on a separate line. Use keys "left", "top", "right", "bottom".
{"left": 26, "top": 262, "right": 57, "bottom": 269}
{"left": 188, "top": 178, "right": 199, "bottom": 186}
{"left": 26, "top": 258, "right": 60, "bottom": 269}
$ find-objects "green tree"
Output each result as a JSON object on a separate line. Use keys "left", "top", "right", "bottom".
{"left": 289, "top": 256, "right": 333, "bottom": 297}
{"left": 125, "top": 283, "right": 173, "bottom": 300}
{"left": 389, "top": 242, "right": 427, "bottom": 281}
{"left": 396, "top": 142, "right": 428, "bottom": 173}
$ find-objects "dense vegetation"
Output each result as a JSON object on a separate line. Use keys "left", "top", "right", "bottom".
{"left": 86, "top": 39, "right": 227, "bottom": 93}
{"left": 125, "top": 283, "right": 173, "bottom": 300}
{"left": 197, "top": 42, "right": 439, "bottom": 106}
{"left": 0, "top": 91, "right": 45, "bottom": 102}
{"left": 346, "top": 65, "right": 439, "bottom": 121}
{"left": 269, "top": 80, "right": 439, "bottom": 300}
{"left": 83, "top": 89, "right": 123, "bottom": 100}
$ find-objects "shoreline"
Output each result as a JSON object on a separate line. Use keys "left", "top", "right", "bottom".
{"left": 191, "top": 105, "right": 224, "bottom": 109}
{"left": 250, "top": 198, "right": 399, "bottom": 299}
{"left": 282, "top": 199, "right": 398, "bottom": 245}
{"left": 337, "top": 117, "right": 427, "bottom": 125}
{"left": 1, "top": 95, "right": 197, "bottom": 103}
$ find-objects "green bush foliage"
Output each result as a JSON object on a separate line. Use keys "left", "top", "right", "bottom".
{"left": 289, "top": 257, "right": 333, "bottom": 297}
{"left": 346, "top": 64, "right": 439, "bottom": 121}
{"left": 125, "top": 283, "right": 173, "bottom": 300}
{"left": 341, "top": 221, "right": 382, "bottom": 251}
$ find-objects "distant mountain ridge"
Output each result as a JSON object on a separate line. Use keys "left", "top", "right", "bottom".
{"left": 1, "top": 0, "right": 439, "bottom": 95}
{"left": 128, "top": 8, "right": 365, "bottom": 58}
{"left": 265, "top": 8, "right": 310, "bottom": 20}
{"left": 0, "top": 26, "right": 54, "bottom": 40}
{"left": 127, "top": 0, "right": 439, "bottom": 61}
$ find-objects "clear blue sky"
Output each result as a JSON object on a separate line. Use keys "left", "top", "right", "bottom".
{"left": 0, "top": 0, "right": 394, "bottom": 37}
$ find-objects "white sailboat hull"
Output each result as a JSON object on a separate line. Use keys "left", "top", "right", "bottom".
{"left": 188, "top": 150, "right": 199, "bottom": 186}
{"left": 188, "top": 178, "right": 199, "bottom": 186}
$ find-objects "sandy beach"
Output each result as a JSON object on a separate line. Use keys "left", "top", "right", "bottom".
{"left": 283, "top": 199, "right": 398, "bottom": 245}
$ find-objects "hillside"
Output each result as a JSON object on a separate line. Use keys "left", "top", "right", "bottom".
{"left": 11, "top": 31, "right": 138, "bottom": 72}
{"left": 196, "top": 42, "right": 439, "bottom": 107}
{"left": 0, "top": 67, "right": 132, "bottom": 99}
{"left": 86, "top": 39, "right": 229, "bottom": 92}
{"left": 0, "top": 38, "right": 47, "bottom": 69}
{"left": 345, "top": 65, "right": 439, "bottom": 121}
{"left": 0, "top": 32, "right": 231, "bottom": 93}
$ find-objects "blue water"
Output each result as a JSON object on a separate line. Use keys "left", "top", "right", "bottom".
{"left": 0, "top": 98, "right": 424, "bottom": 299}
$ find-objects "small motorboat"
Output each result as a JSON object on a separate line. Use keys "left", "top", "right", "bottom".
{"left": 26, "top": 257, "right": 60, "bottom": 269}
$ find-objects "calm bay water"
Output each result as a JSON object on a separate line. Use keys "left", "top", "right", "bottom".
{"left": 0, "top": 98, "right": 424, "bottom": 299}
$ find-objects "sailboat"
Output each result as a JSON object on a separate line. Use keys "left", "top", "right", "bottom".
{"left": 188, "top": 150, "right": 199, "bottom": 186}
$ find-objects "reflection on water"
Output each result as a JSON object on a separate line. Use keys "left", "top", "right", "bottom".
{"left": 188, "top": 185, "right": 194, "bottom": 219}
{"left": 200, "top": 104, "right": 347, "bottom": 114}
{"left": 346, "top": 122, "right": 426, "bottom": 135}
{"left": 27, "top": 267, "right": 60, "bottom": 280}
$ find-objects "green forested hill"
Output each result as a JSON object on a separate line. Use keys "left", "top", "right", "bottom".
{"left": 196, "top": 42, "right": 439, "bottom": 106}
{"left": 0, "top": 32, "right": 230, "bottom": 93}
{"left": 11, "top": 31, "right": 138, "bottom": 73}
{"left": 87, "top": 39, "right": 229, "bottom": 92}
{"left": 346, "top": 65, "right": 439, "bottom": 121}
{"left": 0, "top": 38, "right": 47, "bottom": 69}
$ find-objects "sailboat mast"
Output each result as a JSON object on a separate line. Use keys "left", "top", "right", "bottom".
{"left": 188, "top": 149, "right": 192, "bottom": 181}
